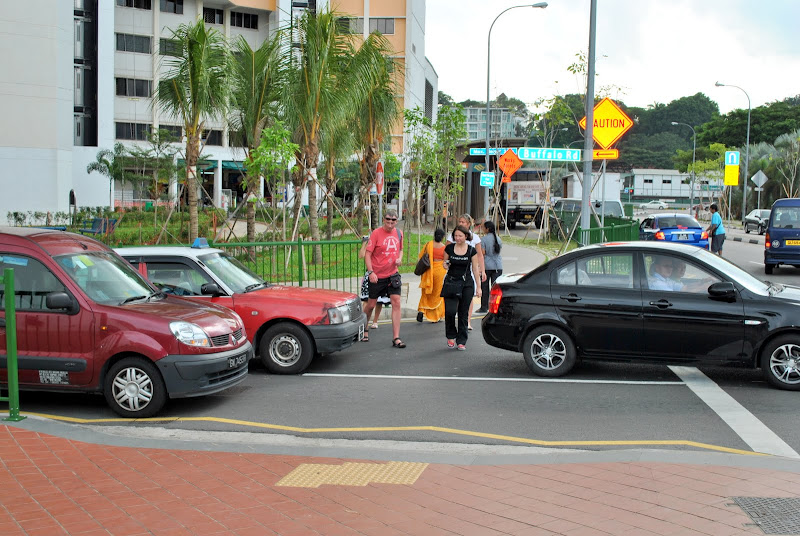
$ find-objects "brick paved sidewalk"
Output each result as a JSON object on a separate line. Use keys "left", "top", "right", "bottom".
{"left": 3, "top": 425, "right": 800, "bottom": 535}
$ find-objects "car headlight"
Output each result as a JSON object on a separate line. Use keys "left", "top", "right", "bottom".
{"left": 328, "top": 304, "right": 352, "bottom": 325}
{"left": 169, "top": 321, "right": 211, "bottom": 347}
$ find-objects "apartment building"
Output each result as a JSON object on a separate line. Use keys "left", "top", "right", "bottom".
{"left": 463, "top": 106, "right": 517, "bottom": 142}
{"left": 0, "top": 0, "right": 435, "bottom": 219}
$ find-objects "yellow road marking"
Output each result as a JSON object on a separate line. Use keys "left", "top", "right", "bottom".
{"left": 8, "top": 411, "right": 766, "bottom": 456}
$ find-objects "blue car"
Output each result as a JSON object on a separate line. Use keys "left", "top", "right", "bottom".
{"left": 764, "top": 198, "right": 800, "bottom": 274}
{"left": 639, "top": 213, "right": 709, "bottom": 248}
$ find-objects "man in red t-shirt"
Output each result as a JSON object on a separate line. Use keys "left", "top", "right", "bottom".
{"left": 364, "top": 209, "right": 405, "bottom": 348}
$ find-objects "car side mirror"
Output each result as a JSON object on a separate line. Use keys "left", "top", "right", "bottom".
{"left": 201, "top": 283, "right": 222, "bottom": 296}
{"left": 46, "top": 291, "right": 78, "bottom": 313}
{"left": 708, "top": 281, "right": 736, "bottom": 301}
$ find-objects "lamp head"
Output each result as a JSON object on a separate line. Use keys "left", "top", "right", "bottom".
{"left": 531, "top": 2, "right": 548, "bottom": 8}
{"left": 671, "top": 122, "right": 679, "bottom": 126}
{"left": 715, "top": 82, "right": 724, "bottom": 87}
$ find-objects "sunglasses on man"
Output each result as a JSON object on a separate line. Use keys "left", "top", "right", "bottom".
{"left": 384, "top": 217, "right": 397, "bottom": 221}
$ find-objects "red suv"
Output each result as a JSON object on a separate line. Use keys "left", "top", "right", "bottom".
{"left": 0, "top": 228, "right": 253, "bottom": 417}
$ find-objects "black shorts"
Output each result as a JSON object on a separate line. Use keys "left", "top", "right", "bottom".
{"left": 368, "top": 274, "right": 401, "bottom": 299}
{"left": 711, "top": 233, "right": 725, "bottom": 253}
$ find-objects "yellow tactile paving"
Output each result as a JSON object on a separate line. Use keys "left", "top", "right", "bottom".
{"left": 275, "top": 461, "right": 428, "bottom": 488}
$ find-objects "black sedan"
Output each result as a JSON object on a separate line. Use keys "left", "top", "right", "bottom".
{"left": 745, "top": 209, "right": 770, "bottom": 234}
{"left": 482, "top": 242, "right": 800, "bottom": 390}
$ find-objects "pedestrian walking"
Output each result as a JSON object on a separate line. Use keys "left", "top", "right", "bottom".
{"left": 416, "top": 228, "right": 447, "bottom": 323}
{"left": 363, "top": 209, "right": 406, "bottom": 348}
{"left": 478, "top": 220, "right": 502, "bottom": 313}
{"left": 441, "top": 225, "right": 482, "bottom": 350}
{"left": 705, "top": 203, "right": 726, "bottom": 256}
{"left": 447, "top": 213, "right": 485, "bottom": 330}
{"left": 359, "top": 236, "right": 389, "bottom": 329}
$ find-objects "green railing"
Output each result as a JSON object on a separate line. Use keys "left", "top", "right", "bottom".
{"left": 213, "top": 238, "right": 365, "bottom": 293}
{"left": 1, "top": 268, "right": 25, "bottom": 422}
{"left": 576, "top": 220, "right": 640, "bottom": 246}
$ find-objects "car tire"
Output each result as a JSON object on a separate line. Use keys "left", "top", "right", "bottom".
{"left": 260, "top": 323, "right": 315, "bottom": 374}
{"left": 104, "top": 357, "right": 167, "bottom": 418}
{"left": 508, "top": 220, "right": 517, "bottom": 230}
{"left": 760, "top": 335, "right": 800, "bottom": 390}
{"left": 765, "top": 264, "right": 774, "bottom": 275}
{"left": 522, "top": 325, "right": 577, "bottom": 377}
{"left": 745, "top": 224, "right": 751, "bottom": 234}
{"left": 759, "top": 226, "right": 766, "bottom": 235}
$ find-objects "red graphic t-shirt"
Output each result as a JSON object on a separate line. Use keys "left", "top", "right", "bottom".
{"left": 366, "top": 227, "right": 403, "bottom": 279}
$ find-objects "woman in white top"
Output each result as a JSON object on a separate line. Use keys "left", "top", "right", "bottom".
{"left": 447, "top": 213, "right": 486, "bottom": 330}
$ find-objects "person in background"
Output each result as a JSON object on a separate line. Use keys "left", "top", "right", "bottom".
{"left": 442, "top": 225, "right": 482, "bottom": 350}
{"left": 359, "top": 236, "right": 389, "bottom": 330}
{"left": 706, "top": 203, "right": 726, "bottom": 256}
{"left": 417, "top": 228, "right": 447, "bottom": 323}
{"left": 447, "top": 214, "right": 485, "bottom": 330}
{"left": 477, "top": 220, "right": 502, "bottom": 313}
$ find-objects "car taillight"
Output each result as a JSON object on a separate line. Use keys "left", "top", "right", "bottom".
{"left": 701, "top": 231, "right": 708, "bottom": 239}
{"left": 765, "top": 232, "right": 770, "bottom": 248}
{"left": 655, "top": 231, "right": 665, "bottom": 240}
{"left": 488, "top": 285, "right": 503, "bottom": 314}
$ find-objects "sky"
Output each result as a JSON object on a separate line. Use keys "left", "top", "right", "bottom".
{"left": 424, "top": 0, "right": 800, "bottom": 115}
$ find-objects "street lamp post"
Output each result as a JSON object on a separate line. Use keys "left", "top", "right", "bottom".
{"left": 715, "top": 82, "right": 751, "bottom": 225}
{"left": 671, "top": 122, "right": 696, "bottom": 215}
{"left": 485, "top": 3, "right": 547, "bottom": 216}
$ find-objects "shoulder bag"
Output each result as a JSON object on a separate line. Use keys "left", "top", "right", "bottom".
{"left": 414, "top": 243, "right": 431, "bottom": 276}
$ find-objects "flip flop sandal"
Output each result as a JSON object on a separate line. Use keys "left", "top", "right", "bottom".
{"left": 362, "top": 331, "right": 369, "bottom": 342}
{"left": 447, "top": 339, "right": 456, "bottom": 349}
{"left": 371, "top": 322, "right": 379, "bottom": 329}
{"left": 392, "top": 337, "right": 406, "bottom": 348}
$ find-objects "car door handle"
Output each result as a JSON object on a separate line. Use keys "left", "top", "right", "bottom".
{"left": 649, "top": 299, "right": 672, "bottom": 308}
{"left": 559, "top": 294, "right": 582, "bottom": 302}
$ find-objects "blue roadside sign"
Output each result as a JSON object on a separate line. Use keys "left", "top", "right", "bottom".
{"left": 469, "top": 148, "right": 519, "bottom": 156}
{"left": 479, "top": 172, "right": 495, "bottom": 188}
{"left": 517, "top": 147, "right": 581, "bottom": 162}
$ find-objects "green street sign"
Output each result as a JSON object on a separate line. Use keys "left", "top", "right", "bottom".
{"left": 517, "top": 147, "right": 581, "bottom": 162}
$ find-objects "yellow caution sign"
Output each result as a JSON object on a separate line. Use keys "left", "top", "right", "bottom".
{"left": 724, "top": 164, "right": 739, "bottom": 186}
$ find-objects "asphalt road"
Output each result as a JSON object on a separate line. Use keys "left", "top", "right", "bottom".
{"left": 13, "top": 226, "right": 800, "bottom": 458}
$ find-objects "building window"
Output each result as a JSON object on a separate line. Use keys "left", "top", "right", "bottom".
{"left": 156, "top": 125, "right": 182, "bottom": 140}
{"left": 159, "top": 0, "right": 182, "bottom": 14}
{"left": 116, "top": 0, "right": 152, "bottom": 9}
{"left": 159, "top": 38, "right": 181, "bottom": 56}
{"left": 116, "top": 77, "right": 152, "bottom": 98}
{"left": 644, "top": 179, "right": 653, "bottom": 184}
{"left": 203, "top": 7, "right": 223, "bottom": 24}
{"left": 424, "top": 80, "right": 434, "bottom": 121}
{"left": 116, "top": 122, "right": 151, "bottom": 141}
{"left": 662, "top": 179, "right": 672, "bottom": 184}
{"left": 369, "top": 18, "right": 394, "bottom": 35}
{"left": 203, "top": 130, "right": 222, "bottom": 146}
{"left": 231, "top": 11, "right": 258, "bottom": 29}
{"left": 116, "top": 33, "right": 151, "bottom": 54}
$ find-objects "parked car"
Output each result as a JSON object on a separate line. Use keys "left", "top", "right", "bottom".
{"left": 639, "top": 213, "right": 709, "bottom": 248}
{"left": 764, "top": 198, "right": 800, "bottom": 274}
{"left": 482, "top": 241, "right": 800, "bottom": 390}
{"left": 639, "top": 200, "right": 668, "bottom": 210}
{"left": 745, "top": 209, "right": 770, "bottom": 235}
{"left": 0, "top": 228, "right": 253, "bottom": 417}
{"left": 116, "top": 241, "right": 366, "bottom": 374}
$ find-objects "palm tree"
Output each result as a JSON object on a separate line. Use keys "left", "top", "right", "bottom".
{"left": 353, "top": 34, "right": 401, "bottom": 234}
{"left": 229, "top": 34, "right": 284, "bottom": 243}
{"left": 282, "top": 8, "right": 382, "bottom": 255}
{"left": 155, "top": 19, "right": 228, "bottom": 242}
{"left": 319, "top": 121, "right": 356, "bottom": 240}
{"left": 86, "top": 142, "right": 129, "bottom": 209}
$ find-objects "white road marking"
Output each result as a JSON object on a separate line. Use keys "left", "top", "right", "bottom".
{"left": 303, "top": 373, "right": 680, "bottom": 385}
{"left": 669, "top": 366, "right": 799, "bottom": 458}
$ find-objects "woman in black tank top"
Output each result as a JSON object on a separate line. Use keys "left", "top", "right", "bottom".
{"left": 442, "top": 225, "right": 482, "bottom": 350}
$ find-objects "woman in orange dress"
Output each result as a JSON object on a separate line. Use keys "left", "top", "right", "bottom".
{"left": 417, "top": 228, "right": 447, "bottom": 323}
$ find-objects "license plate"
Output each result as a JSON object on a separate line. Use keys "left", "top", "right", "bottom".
{"left": 787, "top": 240, "right": 800, "bottom": 246}
{"left": 358, "top": 323, "right": 365, "bottom": 341}
{"left": 676, "top": 233, "right": 689, "bottom": 240}
{"left": 228, "top": 354, "right": 247, "bottom": 369}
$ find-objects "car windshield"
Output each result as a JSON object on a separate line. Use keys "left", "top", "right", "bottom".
{"left": 772, "top": 206, "right": 800, "bottom": 228}
{"left": 56, "top": 252, "right": 156, "bottom": 305}
{"left": 656, "top": 215, "right": 701, "bottom": 228}
{"left": 198, "top": 252, "right": 266, "bottom": 294}
{"left": 553, "top": 200, "right": 623, "bottom": 217}
{"left": 691, "top": 249, "right": 769, "bottom": 295}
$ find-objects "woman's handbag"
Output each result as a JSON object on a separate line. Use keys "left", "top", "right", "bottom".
{"left": 440, "top": 273, "right": 466, "bottom": 299}
{"left": 414, "top": 252, "right": 431, "bottom": 276}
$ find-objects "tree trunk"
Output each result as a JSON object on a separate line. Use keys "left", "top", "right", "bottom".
{"left": 246, "top": 180, "right": 256, "bottom": 243}
{"left": 307, "top": 167, "right": 323, "bottom": 264}
{"left": 325, "top": 166, "right": 335, "bottom": 240}
{"left": 185, "top": 136, "right": 200, "bottom": 242}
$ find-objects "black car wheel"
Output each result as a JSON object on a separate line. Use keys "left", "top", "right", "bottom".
{"left": 759, "top": 225, "right": 766, "bottom": 235}
{"left": 761, "top": 336, "right": 800, "bottom": 390}
{"left": 522, "top": 326, "right": 577, "bottom": 377}
{"left": 745, "top": 224, "right": 751, "bottom": 234}
{"left": 765, "top": 264, "right": 775, "bottom": 275}
{"left": 104, "top": 357, "right": 167, "bottom": 418}
{"left": 260, "top": 322, "right": 315, "bottom": 374}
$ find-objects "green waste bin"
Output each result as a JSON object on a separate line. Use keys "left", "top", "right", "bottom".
{"left": 145, "top": 201, "right": 154, "bottom": 211}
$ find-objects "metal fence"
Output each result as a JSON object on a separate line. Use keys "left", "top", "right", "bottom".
{"left": 1, "top": 268, "right": 25, "bottom": 422}
{"left": 213, "top": 238, "right": 365, "bottom": 294}
{"left": 576, "top": 219, "right": 640, "bottom": 245}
